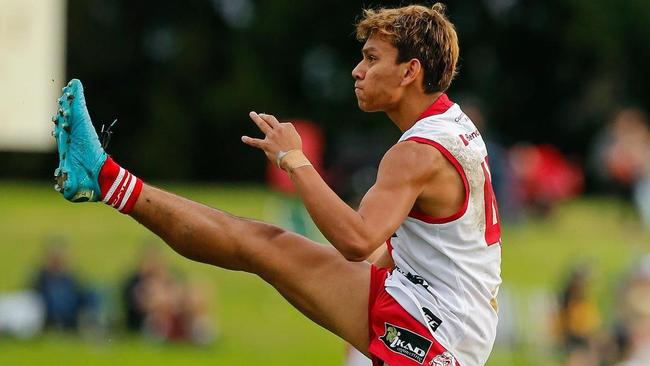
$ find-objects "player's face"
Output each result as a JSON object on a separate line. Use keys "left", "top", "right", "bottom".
{"left": 352, "top": 35, "right": 406, "bottom": 112}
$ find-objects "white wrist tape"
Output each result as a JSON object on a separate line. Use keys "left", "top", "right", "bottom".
{"left": 276, "top": 149, "right": 312, "bottom": 172}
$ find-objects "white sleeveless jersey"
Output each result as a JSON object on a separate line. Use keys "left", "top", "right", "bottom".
{"left": 384, "top": 94, "right": 502, "bottom": 366}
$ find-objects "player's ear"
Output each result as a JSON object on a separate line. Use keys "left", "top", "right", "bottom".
{"left": 400, "top": 58, "right": 422, "bottom": 87}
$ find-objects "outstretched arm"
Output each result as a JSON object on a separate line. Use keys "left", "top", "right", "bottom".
{"left": 242, "top": 112, "right": 439, "bottom": 261}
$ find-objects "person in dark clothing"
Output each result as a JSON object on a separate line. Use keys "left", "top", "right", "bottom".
{"left": 122, "top": 245, "right": 166, "bottom": 332}
{"left": 32, "top": 241, "right": 86, "bottom": 331}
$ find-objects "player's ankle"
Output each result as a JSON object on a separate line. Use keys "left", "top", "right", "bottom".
{"left": 98, "top": 157, "right": 143, "bottom": 214}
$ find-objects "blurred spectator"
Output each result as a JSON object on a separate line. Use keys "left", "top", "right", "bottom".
{"left": 510, "top": 144, "right": 584, "bottom": 215}
{"left": 461, "top": 97, "right": 521, "bottom": 222}
{"left": 614, "top": 254, "right": 650, "bottom": 366}
{"left": 122, "top": 245, "right": 216, "bottom": 345}
{"left": 555, "top": 265, "right": 601, "bottom": 366}
{"left": 123, "top": 245, "right": 166, "bottom": 332}
{"left": 328, "top": 133, "right": 386, "bottom": 209}
{"left": 32, "top": 238, "right": 95, "bottom": 331}
{"left": 139, "top": 267, "right": 185, "bottom": 342}
{"left": 592, "top": 108, "right": 650, "bottom": 228}
{"left": 265, "top": 120, "right": 325, "bottom": 237}
{"left": 178, "top": 280, "right": 217, "bottom": 346}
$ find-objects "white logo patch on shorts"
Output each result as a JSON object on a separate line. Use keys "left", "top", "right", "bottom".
{"left": 429, "top": 351, "right": 456, "bottom": 366}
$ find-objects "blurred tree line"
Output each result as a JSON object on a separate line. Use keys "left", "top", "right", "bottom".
{"left": 3, "top": 0, "right": 650, "bottom": 187}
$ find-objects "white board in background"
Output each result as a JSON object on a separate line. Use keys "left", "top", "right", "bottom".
{"left": 0, "top": 0, "right": 66, "bottom": 152}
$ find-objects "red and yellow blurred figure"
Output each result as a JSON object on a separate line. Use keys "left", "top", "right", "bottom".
{"left": 266, "top": 120, "right": 325, "bottom": 194}
{"left": 265, "top": 120, "right": 325, "bottom": 236}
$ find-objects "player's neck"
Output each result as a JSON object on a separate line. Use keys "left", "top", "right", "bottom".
{"left": 386, "top": 91, "right": 443, "bottom": 132}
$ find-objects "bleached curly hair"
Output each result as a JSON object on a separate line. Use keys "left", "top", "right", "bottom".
{"left": 356, "top": 3, "right": 459, "bottom": 93}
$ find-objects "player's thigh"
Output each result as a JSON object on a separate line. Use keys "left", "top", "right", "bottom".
{"left": 245, "top": 227, "right": 371, "bottom": 354}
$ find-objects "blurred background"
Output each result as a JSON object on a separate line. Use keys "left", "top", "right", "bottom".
{"left": 1, "top": 0, "right": 650, "bottom": 365}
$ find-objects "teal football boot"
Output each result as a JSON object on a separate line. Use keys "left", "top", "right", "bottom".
{"left": 52, "top": 79, "right": 107, "bottom": 202}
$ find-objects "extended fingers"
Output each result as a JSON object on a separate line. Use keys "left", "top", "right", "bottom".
{"left": 248, "top": 112, "right": 273, "bottom": 134}
{"left": 241, "top": 135, "right": 266, "bottom": 149}
{"left": 257, "top": 113, "right": 281, "bottom": 128}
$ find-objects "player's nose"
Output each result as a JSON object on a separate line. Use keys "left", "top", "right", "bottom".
{"left": 351, "top": 61, "right": 364, "bottom": 80}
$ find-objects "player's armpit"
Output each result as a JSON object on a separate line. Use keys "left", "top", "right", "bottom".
{"left": 368, "top": 245, "right": 394, "bottom": 269}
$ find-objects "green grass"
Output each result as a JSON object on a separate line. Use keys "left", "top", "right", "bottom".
{"left": 0, "top": 182, "right": 340, "bottom": 366}
{"left": 1, "top": 181, "right": 649, "bottom": 365}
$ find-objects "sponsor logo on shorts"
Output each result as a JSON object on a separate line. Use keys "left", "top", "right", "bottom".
{"left": 422, "top": 307, "right": 443, "bottom": 332}
{"left": 380, "top": 322, "right": 432, "bottom": 364}
{"left": 429, "top": 351, "right": 456, "bottom": 366}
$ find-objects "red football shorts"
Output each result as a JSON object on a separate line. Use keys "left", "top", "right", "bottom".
{"left": 368, "top": 265, "right": 460, "bottom": 366}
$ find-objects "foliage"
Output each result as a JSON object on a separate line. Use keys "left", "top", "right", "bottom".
{"left": 5, "top": 0, "right": 648, "bottom": 181}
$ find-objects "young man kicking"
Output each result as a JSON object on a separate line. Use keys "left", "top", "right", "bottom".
{"left": 52, "top": 4, "right": 501, "bottom": 365}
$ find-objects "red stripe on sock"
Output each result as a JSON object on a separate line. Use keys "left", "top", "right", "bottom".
{"left": 106, "top": 171, "right": 128, "bottom": 205}
{"left": 99, "top": 157, "right": 122, "bottom": 201}
{"left": 113, "top": 173, "right": 132, "bottom": 207}
{"left": 98, "top": 157, "right": 143, "bottom": 214}
{"left": 119, "top": 178, "right": 143, "bottom": 214}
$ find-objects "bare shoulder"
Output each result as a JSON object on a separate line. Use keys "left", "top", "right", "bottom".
{"left": 378, "top": 140, "right": 447, "bottom": 182}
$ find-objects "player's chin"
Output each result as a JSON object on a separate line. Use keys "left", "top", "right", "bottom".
{"left": 356, "top": 99, "right": 377, "bottom": 112}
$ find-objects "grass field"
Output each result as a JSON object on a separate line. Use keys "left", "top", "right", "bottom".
{"left": 1, "top": 181, "right": 649, "bottom": 365}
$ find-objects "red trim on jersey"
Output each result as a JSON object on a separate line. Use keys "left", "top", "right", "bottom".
{"left": 405, "top": 137, "right": 470, "bottom": 224}
{"left": 386, "top": 237, "right": 393, "bottom": 257}
{"left": 416, "top": 93, "right": 454, "bottom": 121}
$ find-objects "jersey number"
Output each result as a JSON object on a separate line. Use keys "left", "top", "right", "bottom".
{"left": 481, "top": 158, "right": 501, "bottom": 246}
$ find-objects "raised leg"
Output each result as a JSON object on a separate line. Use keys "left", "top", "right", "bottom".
{"left": 50, "top": 79, "right": 373, "bottom": 356}
{"left": 131, "top": 184, "right": 372, "bottom": 354}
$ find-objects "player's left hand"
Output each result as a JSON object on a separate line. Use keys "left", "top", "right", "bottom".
{"left": 242, "top": 112, "right": 303, "bottom": 164}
